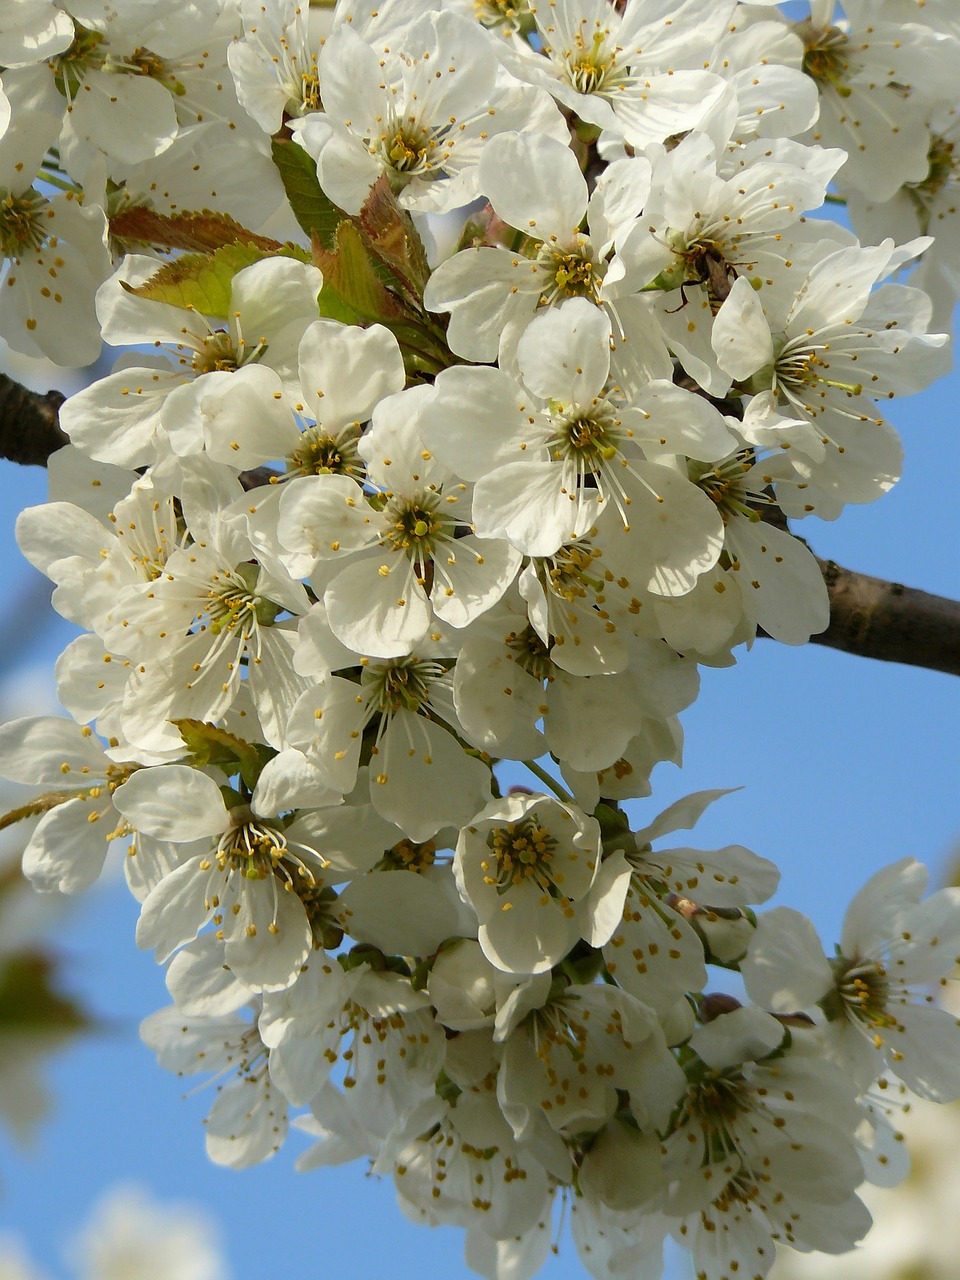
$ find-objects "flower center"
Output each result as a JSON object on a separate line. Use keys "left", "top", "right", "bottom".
{"left": 485, "top": 816, "right": 560, "bottom": 894}
{"left": 536, "top": 237, "right": 603, "bottom": 306}
{"left": 300, "top": 69, "right": 322, "bottom": 113}
{"left": 905, "top": 133, "right": 958, "bottom": 232}
{"left": 798, "top": 23, "right": 853, "bottom": 97}
{"left": 691, "top": 454, "right": 762, "bottom": 526}
{"left": 381, "top": 492, "right": 455, "bottom": 586}
{"left": 382, "top": 837, "right": 438, "bottom": 872}
{"left": 0, "top": 189, "right": 48, "bottom": 256}
{"left": 202, "top": 562, "right": 278, "bottom": 637}
{"left": 474, "top": 0, "right": 530, "bottom": 33}
{"left": 562, "top": 29, "right": 624, "bottom": 97}
{"left": 375, "top": 116, "right": 450, "bottom": 191}
{"left": 549, "top": 401, "right": 621, "bottom": 473}
{"left": 828, "top": 957, "right": 895, "bottom": 1031}
{"left": 192, "top": 330, "right": 242, "bottom": 374}
{"left": 677, "top": 1067, "right": 752, "bottom": 1159}
{"left": 773, "top": 337, "right": 864, "bottom": 409}
{"left": 51, "top": 25, "right": 107, "bottom": 97}
{"left": 505, "top": 624, "right": 554, "bottom": 680}
{"left": 216, "top": 813, "right": 291, "bottom": 880}
{"left": 287, "top": 425, "right": 364, "bottom": 479}
{"left": 363, "top": 655, "right": 445, "bottom": 716}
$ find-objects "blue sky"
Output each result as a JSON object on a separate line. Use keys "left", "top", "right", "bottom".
{"left": 0, "top": 320, "right": 958, "bottom": 1280}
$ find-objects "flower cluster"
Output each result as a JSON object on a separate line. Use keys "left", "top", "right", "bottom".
{"left": 2, "top": 2, "right": 960, "bottom": 1278}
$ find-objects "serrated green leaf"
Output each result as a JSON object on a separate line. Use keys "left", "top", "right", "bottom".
{"left": 358, "top": 176, "right": 431, "bottom": 304}
{"left": 316, "top": 282, "right": 364, "bottom": 325}
{"left": 172, "top": 719, "right": 270, "bottom": 790}
{"left": 312, "top": 221, "right": 407, "bottom": 323}
{"left": 109, "top": 206, "right": 286, "bottom": 254}
{"left": 127, "top": 243, "right": 292, "bottom": 318}
{"left": 271, "top": 138, "right": 344, "bottom": 249}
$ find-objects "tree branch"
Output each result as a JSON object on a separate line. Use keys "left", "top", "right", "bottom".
{"left": 810, "top": 559, "right": 960, "bottom": 677}
{"left": 0, "top": 374, "right": 68, "bottom": 467}
{"left": 2, "top": 372, "right": 959, "bottom": 676}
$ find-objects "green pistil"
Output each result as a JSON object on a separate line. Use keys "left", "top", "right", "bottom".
{"left": 775, "top": 344, "right": 863, "bottom": 398}
{"left": 216, "top": 817, "right": 288, "bottom": 878}
{"left": 547, "top": 542, "right": 606, "bottom": 600}
{"left": 691, "top": 456, "right": 761, "bottom": 526}
{"left": 0, "top": 188, "right": 48, "bottom": 256}
{"left": 385, "top": 129, "right": 428, "bottom": 174}
{"left": 485, "top": 816, "right": 559, "bottom": 894}
{"left": 473, "top": 0, "right": 533, "bottom": 35}
{"left": 206, "top": 564, "right": 276, "bottom": 635}
{"left": 798, "top": 23, "right": 853, "bottom": 97}
{"left": 191, "top": 330, "right": 242, "bottom": 375}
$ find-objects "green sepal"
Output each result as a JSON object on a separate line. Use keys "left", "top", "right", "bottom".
{"left": 594, "top": 801, "right": 630, "bottom": 840}
{"left": 172, "top": 719, "right": 275, "bottom": 791}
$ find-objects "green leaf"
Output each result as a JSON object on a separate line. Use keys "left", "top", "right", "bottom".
{"left": 312, "top": 220, "right": 407, "bottom": 323}
{"left": 271, "top": 138, "right": 344, "bottom": 249}
{"left": 109, "top": 206, "right": 286, "bottom": 254}
{"left": 172, "top": 719, "right": 274, "bottom": 791}
{"left": 126, "top": 241, "right": 310, "bottom": 318}
{"left": 0, "top": 952, "right": 91, "bottom": 1034}
{"left": 357, "top": 175, "right": 431, "bottom": 304}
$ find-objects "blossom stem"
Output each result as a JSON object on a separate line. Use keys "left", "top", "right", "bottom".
{"left": 522, "top": 759, "right": 575, "bottom": 803}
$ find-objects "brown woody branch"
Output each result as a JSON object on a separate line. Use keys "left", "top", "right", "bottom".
{"left": 811, "top": 558, "right": 960, "bottom": 677}
{"left": 1, "top": 372, "right": 959, "bottom": 676}
{"left": 0, "top": 374, "right": 68, "bottom": 466}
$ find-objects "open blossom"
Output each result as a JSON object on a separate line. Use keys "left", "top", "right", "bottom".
{"left": 118, "top": 759, "right": 340, "bottom": 992}
{"left": 62, "top": 254, "right": 324, "bottom": 468}
{"left": 454, "top": 791, "right": 614, "bottom": 974}
{"left": 294, "top": 10, "right": 565, "bottom": 215}
{"left": 742, "top": 858, "right": 960, "bottom": 1102}
{"left": 511, "top": 0, "right": 736, "bottom": 148}
{"left": 0, "top": 107, "right": 109, "bottom": 365}
{"left": 416, "top": 299, "right": 728, "bottom": 595}
{"left": 0, "top": 716, "right": 138, "bottom": 894}
{"left": 277, "top": 393, "right": 521, "bottom": 657}
{"left": 141, "top": 1000, "right": 288, "bottom": 1169}
{"left": 424, "top": 130, "right": 657, "bottom": 364}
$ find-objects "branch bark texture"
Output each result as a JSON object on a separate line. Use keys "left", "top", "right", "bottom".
{"left": 1, "top": 371, "right": 958, "bottom": 677}
{"left": 0, "top": 374, "right": 68, "bottom": 467}
{"left": 813, "top": 558, "right": 960, "bottom": 677}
